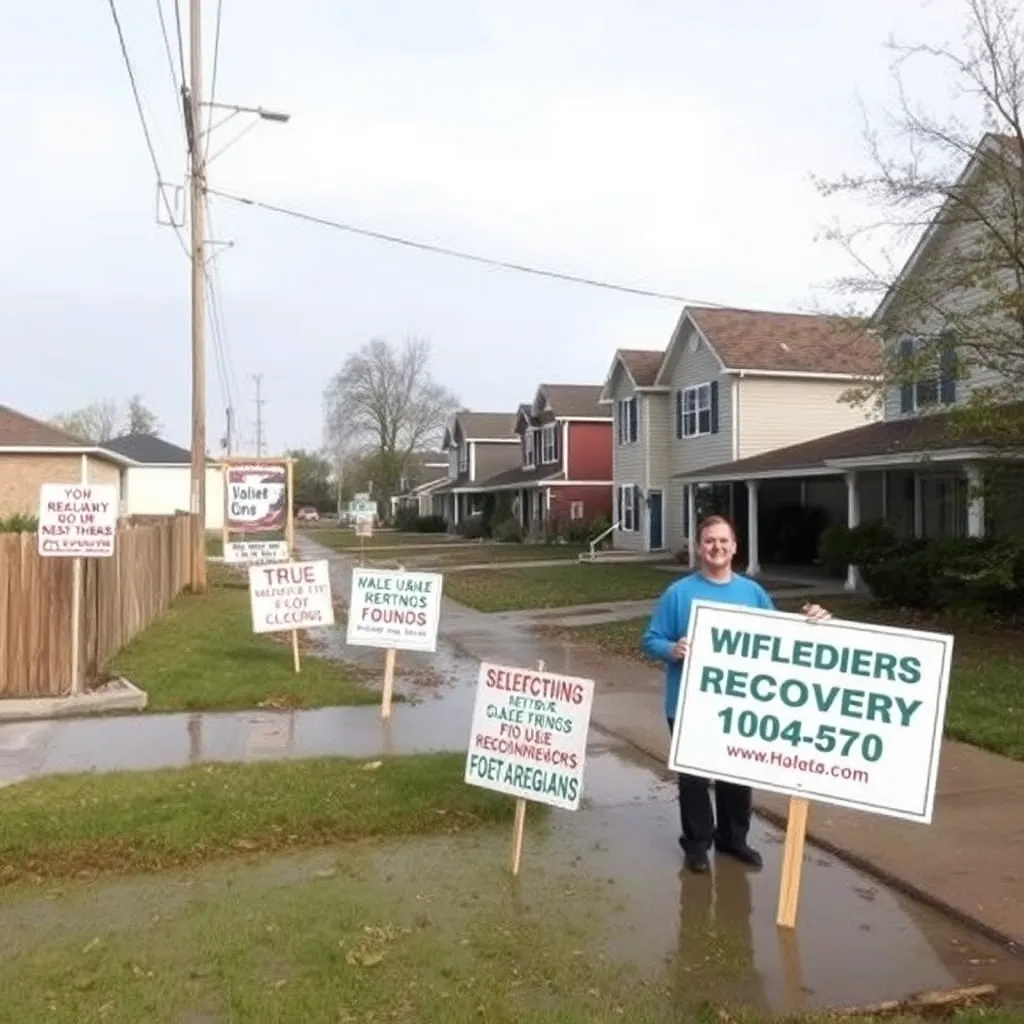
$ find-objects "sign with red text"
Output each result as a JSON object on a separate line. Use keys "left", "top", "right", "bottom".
{"left": 465, "top": 661, "right": 595, "bottom": 811}
{"left": 38, "top": 483, "right": 118, "bottom": 557}
{"left": 226, "top": 463, "right": 287, "bottom": 532}
{"left": 346, "top": 567, "right": 443, "bottom": 653}
{"left": 225, "top": 540, "right": 289, "bottom": 565}
{"left": 248, "top": 560, "right": 334, "bottom": 634}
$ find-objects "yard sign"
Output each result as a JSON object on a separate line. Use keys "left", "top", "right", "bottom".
{"left": 346, "top": 566, "right": 444, "bottom": 720}
{"left": 225, "top": 540, "right": 289, "bottom": 565}
{"left": 668, "top": 599, "right": 953, "bottom": 927}
{"left": 465, "top": 660, "right": 595, "bottom": 875}
{"left": 37, "top": 483, "right": 118, "bottom": 557}
{"left": 225, "top": 463, "right": 287, "bottom": 532}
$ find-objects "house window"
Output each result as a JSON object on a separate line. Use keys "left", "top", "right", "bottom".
{"left": 457, "top": 444, "right": 468, "bottom": 474}
{"left": 524, "top": 429, "right": 535, "bottom": 467}
{"left": 898, "top": 336, "right": 957, "bottom": 414}
{"left": 616, "top": 485, "right": 640, "bottom": 532}
{"left": 677, "top": 382, "right": 719, "bottom": 438}
{"left": 541, "top": 425, "right": 557, "bottom": 463}
{"left": 616, "top": 397, "right": 638, "bottom": 445}
{"left": 569, "top": 500, "right": 584, "bottom": 521}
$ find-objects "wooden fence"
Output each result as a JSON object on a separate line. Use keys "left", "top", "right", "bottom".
{"left": 0, "top": 513, "right": 193, "bottom": 699}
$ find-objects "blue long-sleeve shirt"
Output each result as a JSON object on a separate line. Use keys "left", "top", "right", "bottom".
{"left": 641, "top": 572, "right": 774, "bottom": 720}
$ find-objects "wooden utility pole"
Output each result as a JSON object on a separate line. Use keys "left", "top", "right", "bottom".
{"left": 186, "top": 0, "right": 208, "bottom": 592}
{"left": 253, "top": 373, "right": 265, "bottom": 456}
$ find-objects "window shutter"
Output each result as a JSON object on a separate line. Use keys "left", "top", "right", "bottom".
{"left": 616, "top": 404, "right": 623, "bottom": 445}
{"left": 632, "top": 485, "right": 641, "bottom": 529}
{"left": 675, "top": 390, "right": 682, "bottom": 439}
{"left": 899, "top": 339, "right": 914, "bottom": 413}
{"left": 939, "top": 338, "right": 957, "bottom": 405}
{"left": 629, "top": 398, "right": 638, "bottom": 443}
{"left": 616, "top": 487, "right": 622, "bottom": 525}
{"left": 554, "top": 425, "right": 561, "bottom": 462}
{"left": 709, "top": 381, "right": 720, "bottom": 434}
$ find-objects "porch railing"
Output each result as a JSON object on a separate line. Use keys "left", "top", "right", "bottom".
{"left": 585, "top": 520, "right": 621, "bottom": 561}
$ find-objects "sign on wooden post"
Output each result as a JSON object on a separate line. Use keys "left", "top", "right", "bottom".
{"left": 346, "top": 565, "right": 444, "bottom": 720}
{"left": 464, "top": 660, "right": 595, "bottom": 876}
{"left": 667, "top": 599, "right": 954, "bottom": 929}
{"left": 37, "top": 460, "right": 118, "bottom": 695}
{"left": 224, "top": 540, "right": 289, "bottom": 564}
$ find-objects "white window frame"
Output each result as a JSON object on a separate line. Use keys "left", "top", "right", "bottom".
{"left": 457, "top": 443, "right": 468, "bottom": 474}
{"left": 524, "top": 428, "right": 535, "bottom": 467}
{"left": 541, "top": 424, "right": 557, "bottom": 463}
{"left": 617, "top": 485, "right": 639, "bottom": 532}
{"left": 682, "top": 384, "right": 712, "bottom": 437}
{"left": 569, "top": 500, "right": 584, "bottom": 521}
{"left": 616, "top": 398, "right": 638, "bottom": 445}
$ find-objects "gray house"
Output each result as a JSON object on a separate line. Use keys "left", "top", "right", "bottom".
{"left": 437, "top": 411, "right": 519, "bottom": 527}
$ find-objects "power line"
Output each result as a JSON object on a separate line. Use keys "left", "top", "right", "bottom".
{"left": 106, "top": 0, "right": 188, "bottom": 256}
{"left": 206, "top": 187, "right": 730, "bottom": 306}
{"left": 172, "top": 0, "right": 188, "bottom": 90}
{"left": 205, "top": 0, "right": 224, "bottom": 163}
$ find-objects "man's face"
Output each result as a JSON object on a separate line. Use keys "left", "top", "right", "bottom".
{"left": 699, "top": 522, "right": 736, "bottom": 571}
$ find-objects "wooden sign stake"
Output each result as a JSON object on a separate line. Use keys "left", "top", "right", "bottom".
{"left": 510, "top": 658, "right": 545, "bottom": 877}
{"left": 285, "top": 458, "right": 301, "bottom": 675}
{"left": 379, "top": 562, "right": 403, "bottom": 720}
{"left": 776, "top": 796, "right": 810, "bottom": 929}
{"left": 69, "top": 454, "right": 88, "bottom": 696}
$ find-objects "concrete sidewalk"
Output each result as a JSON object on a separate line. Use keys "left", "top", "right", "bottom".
{"left": 593, "top": 685, "right": 1024, "bottom": 952}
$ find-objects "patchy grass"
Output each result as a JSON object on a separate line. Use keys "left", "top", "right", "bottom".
{"left": 371, "top": 542, "right": 588, "bottom": 569}
{"left": 108, "top": 567, "right": 379, "bottom": 712}
{"left": 545, "top": 596, "right": 1024, "bottom": 761}
{"left": 311, "top": 528, "right": 462, "bottom": 550}
{"left": 443, "top": 563, "right": 681, "bottom": 611}
{"left": 0, "top": 754, "right": 516, "bottom": 886}
{"left": 205, "top": 532, "right": 222, "bottom": 557}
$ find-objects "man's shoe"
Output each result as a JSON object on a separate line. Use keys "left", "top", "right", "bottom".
{"left": 679, "top": 837, "right": 710, "bottom": 873}
{"left": 714, "top": 842, "right": 763, "bottom": 869}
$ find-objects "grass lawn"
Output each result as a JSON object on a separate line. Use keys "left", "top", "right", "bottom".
{"left": 542, "top": 596, "right": 1024, "bottom": 761}
{"left": 0, "top": 753, "right": 514, "bottom": 885}
{"left": 108, "top": 568, "right": 379, "bottom": 712}
{"left": 371, "top": 542, "right": 588, "bottom": 568}
{"left": 444, "top": 562, "right": 681, "bottom": 611}
{"left": 310, "top": 527, "right": 462, "bottom": 550}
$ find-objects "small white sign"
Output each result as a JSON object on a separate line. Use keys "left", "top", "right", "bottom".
{"left": 350, "top": 501, "right": 376, "bottom": 518}
{"left": 248, "top": 560, "right": 335, "bottom": 634}
{"left": 354, "top": 515, "right": 373, "bottom": 538}
{"left": 465, "top": 661, "right": 595, "bottom": 811}
{"left": 225, "top": 540, "right": 289, "bottom": 565}
{"left": 346, "top": 567, "right": 443, "bottom": 652}
{"left": 37, "top": 483, "right": 118, "bottom": 558}
{"left": 668, "top": 600, "right": 954, "bottom": 824}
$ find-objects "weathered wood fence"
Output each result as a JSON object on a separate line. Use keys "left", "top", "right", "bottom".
{"left": 0, "top": 513, "right": 193, "bottom": 699}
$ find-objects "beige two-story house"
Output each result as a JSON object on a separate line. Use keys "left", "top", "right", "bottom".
{"left": 599, "top": 308, "right": 881, "bottom": 555}
{"left": 437, "top": 411, "right": 519, "bottom": 528}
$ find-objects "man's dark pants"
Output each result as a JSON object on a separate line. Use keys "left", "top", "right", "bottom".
{"left": 667, "top": 718, "right": 752, "bottom": 857}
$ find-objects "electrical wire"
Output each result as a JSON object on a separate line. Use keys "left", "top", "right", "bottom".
{"left": 204, "top": 0, "right": 224, "bottom": 163}
{"left": 206, "top": 187, "right": 730, "bottom": 306}
{"left": 106, "top": 0, "right": 189, "bottom": 257}
{"left": 172, "top": 0, "right": 188, "bottom": 91}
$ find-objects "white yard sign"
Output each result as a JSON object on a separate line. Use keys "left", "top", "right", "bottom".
{"left": 248, "top": 560, "right": 335, "bottom": 634}
{"left": 38, "top": 483, "right": 118, "bottom": 557}
{"left": 667, "top": 600, "right": 954, "bottom": 824}
{"left": 465, "top": 661, "right": 595, "bottom": 811}
{"left": 225, "top": 540, "right": 289, "bottom": 565}
{"left": 346, "top": 567, "right": 443, "bottom": 652}
{"left": 354, "top": 515, "right": 373, "bottom": 538}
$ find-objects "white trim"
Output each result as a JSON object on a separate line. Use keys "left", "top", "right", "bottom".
{"left": 561, "top": 421, "right": 569, "bottom": 475}
{"left": 477, "top": 474, "right": 563, "bottom": 493}
{"left": 547, "top": 479, "right": 613, "bottom": 486}
{"left": 469, "top": 442, "right": 476, "bottom": 480}
{"left": 541, "top": 424, "right": 558, "bottom": 463}
{"left": 823, "top": 447, "right": 1002, "bottom": 470}
{"left": 552, "top": 415, "right": 613, "bottom": 423}
{"left": 463, "top": 436, "right": 519, "bottom": 444}
{"left": 0, "top": 445, "right": 134, "bottom": 466}
{"left": 673, "top": 465, "right": 842, "bottom": 485}
{"left": 653, "top": 309, "right": 728, "bottom": 387}
{"left": 642, "top": 394, "right": 651, "bottom": 491}
{"left": 720, "top": 368, "right": 883, "bottom": 382}
{"left": 732, "top": 373, "right": 741, "bottom": 460}
{"left": 680, "top": 383, "right": 713, "bottom": 438}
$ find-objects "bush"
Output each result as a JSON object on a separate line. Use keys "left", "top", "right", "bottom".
{"left": 562, "top": 521, "right": 593, "bottom": 544}
{"left": 588, "top": 516, "right": 612, "bottom": 549}
{"left": 459, "top": 514, "right": 486, "bottom": 540}
{"left": 818, "top": 520, "right": 898, "bottom": 577}
{"left": 493, "top": 517, "right": 523, "bottom": 543}
{"left": 415, "top": 515, "right": 448, "bottom": 533}
{"left": 0, "top": 514, "right": 38, "bottom": 533}
{"left": 393, "top": 507, "right": 418, "bottom": 532}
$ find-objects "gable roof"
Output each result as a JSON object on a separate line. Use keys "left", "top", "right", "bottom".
{"left": 0, "top": 405, "right": 91, "bottom": 448}
{"left": 446, "top": 410, "right": 518, "bottom": 443}
{"left": 598, "top": 348, "right": 667, "bottom": 403}
{"left": 536, "top": 383, "right": 608, "bottom": 420}
{"left": 104, "top": 433, "right": 191, "bottom": 464}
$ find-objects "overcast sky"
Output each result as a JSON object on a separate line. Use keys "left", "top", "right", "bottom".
{"left": 1, "top": 0, "right": 970, "bottom": 454}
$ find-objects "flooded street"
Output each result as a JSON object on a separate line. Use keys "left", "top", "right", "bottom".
{"left": 0, "top": 536, "right": 1021, "bottom": 1014}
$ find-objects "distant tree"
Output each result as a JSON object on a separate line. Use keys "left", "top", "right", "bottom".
{"left": 323, "top": 337, "right": 459, "bottom": 502}
{"left": 124, "top": 395, "right": 161, "bottom": 436}
{"left": 285, "top": 448, "right": 334, "bottom": 510}
{"left": 52, "top": 400, "right": 120, "bottom": 442}
{"left": 816, "top": 0, "right": 1024, "bottom": 447}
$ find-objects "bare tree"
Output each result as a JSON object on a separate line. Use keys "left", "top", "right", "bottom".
{"left": 324, "top": 338, "right": 459, "bottom": 501}
{"left": 53, "top": 400, "right": 120, "bottom": 442}
{"left": 124, "top": 395, "right": 161, "bottom": 436}
{"left": 816, "top": 0, "right": 1024, "bottom": 445}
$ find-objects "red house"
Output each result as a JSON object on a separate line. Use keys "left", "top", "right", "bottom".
{"left": 477, "top": 383, "right": 613, "bottom": 536}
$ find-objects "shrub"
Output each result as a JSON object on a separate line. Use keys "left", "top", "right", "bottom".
{"left": 393, "top": 507, "right": 418, "bottom": 532}
{"left": 459, "top": 514, "right": 486, "bottom": 540}
{"left": 0, "top": 514, "right": 38, "bottom": 533}
{"left": 415, "top": 515, "right": 448, "bottom": 533}
{"left": 818, "top": 520, "right": 898, "bottom": 577}
{"left": 588, "top": 516, "right": 612, "bottom": 548}
{"left": 493, "top": 517, "right": 523, "bottom": 543}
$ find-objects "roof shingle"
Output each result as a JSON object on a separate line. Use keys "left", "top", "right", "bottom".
{"left": 618, "top": 349, "right": 664, "bottom": 387}
{"left": 537, "top": 384, "right": 609, "bottom": 419}
{"left": 457, "top": 411, "right": 518, "bottom": 440}
{"left": 0, "top": 405, "right": 90, "bottom": 448}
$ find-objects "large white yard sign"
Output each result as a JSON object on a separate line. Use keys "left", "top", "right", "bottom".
{"left": 465, "top": 662, "right": 595, "bottom": 811}
{"left": 38, "top": 483, "right": 118, "bottom": 557}
{"left": 667, "top": 600, "right": 954, "bottom": 824}
{"left": 346, "top": 567, "right": 443, "bottom": 652}
{"left": 248, "top": 560, "right": 334, "bottom": 634}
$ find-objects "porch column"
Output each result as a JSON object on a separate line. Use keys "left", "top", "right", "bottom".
{"left": 965, "top": 464, "right": 985, "bottom": 538}
{"left": 746, "top": 480, "right": 760, "bottom": 576}
{"left": 845, "top": 471, "right": 861, "bottom": 591}
{"left": 686, "top": 484, "right": 697, "bottom": 568}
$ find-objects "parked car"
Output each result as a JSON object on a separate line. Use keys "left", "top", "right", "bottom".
{"left": 296, "top": 506, "right": 320, "bottom": 523}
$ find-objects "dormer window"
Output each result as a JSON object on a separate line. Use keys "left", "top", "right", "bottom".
{"left": 541, "top": 424, "right": 557, "bottom": 463}
{"left": 898, "top": 335, "right": 957, "bottom": 413}
{"left": 524, "top": 429, "right": 535, "bottom": 467}
{"left": 457, "top": 444, "right": 468, "bottom": 474}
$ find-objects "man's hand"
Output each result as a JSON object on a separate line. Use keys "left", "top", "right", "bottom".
{"left": 671, "top": 637, "right": 690, "bottom": 661}
{"left": 802, "top": 602, "right": 832, "bottom": 622}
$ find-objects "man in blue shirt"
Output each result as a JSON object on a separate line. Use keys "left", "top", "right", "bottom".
{"left": 642, "top": 514, "right": 830, "bottom": 874}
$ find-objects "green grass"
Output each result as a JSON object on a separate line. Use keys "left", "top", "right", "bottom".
{"left": 542, "top": 596, "right": 1024, "bottom": 761}
{"left": 444, "top": 562, "right": 681, "bottom": 611}
{"left": 205, "top": 532, "right": 222, "bottom": 557}
{"left": 370, "top": 542, "right": 588, "bottom": 568}
{"left": 0, "top": 754, "right": 515, "bottom": 885}
{"left": 311, "top": 527, "right": 462, "bottom": 550}
{"left": 108, "top": 568, "right": 379, "bottom": 712}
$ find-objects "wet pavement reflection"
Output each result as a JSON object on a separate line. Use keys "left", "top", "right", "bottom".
{"left": 0, "top": 536, "right": 1021, "bottom": 1010}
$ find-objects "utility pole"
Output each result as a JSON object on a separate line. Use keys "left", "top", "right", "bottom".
{"left": 184, "top": 0, "right": 207, "bottom": 592}
{"left": 253, "top": 373, "right": 265, "bottom": 457}
{"left": 225, "top": 407, "right": 233, "bottom": 456}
